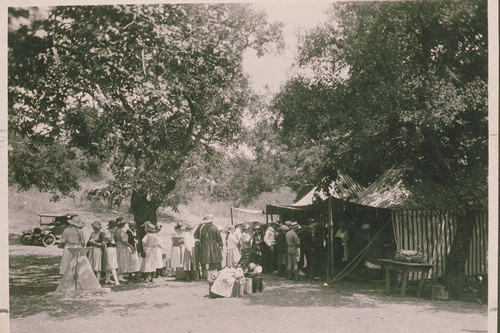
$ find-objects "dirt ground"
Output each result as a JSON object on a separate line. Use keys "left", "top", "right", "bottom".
{"left": 8, "top": 241, "right": 488, "bottom": 333}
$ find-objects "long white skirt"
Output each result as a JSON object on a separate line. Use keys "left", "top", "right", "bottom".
{"left": 87, "top": 247, "right": 102, "bottom": 272}
{"left": 156, "top": 247, "right": 165, "bottom": 269}
{"left": 141, "top": 248, "right": 157, "bottom": 273}
{"left": 183, "top": 248, "right": 193, "bottom": 271}
{"left": 60, "top": 244, "right": 79, "bottom": 274}
{"left": 116, "top": 245, "right": 130, "bottom": 274}
{"left": 105, "top": 247, "right": 118, "bottom": 271}
{"left": 128, "top": 251, "right": 141, "bottom": 272}
{"left": 170, "top": 245, "right": 183, "bottom": 268}
{"left": 226, "top": 247, "right": 241, "bottom": 268}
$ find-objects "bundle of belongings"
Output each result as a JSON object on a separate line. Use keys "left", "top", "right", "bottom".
{"left": 244, "top": 263, "right": 263, "bottom": 293}
{"left": 209, "top": 267, "right": 246, "bottom": 298}
{"left": 393, "top": 249, "right": 425, "bottom": 263}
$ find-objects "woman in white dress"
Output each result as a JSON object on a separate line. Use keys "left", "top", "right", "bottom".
{"left": 219, "top": 225, "right": 227, "bottom": 268}
{"left": 170, "top": 223, "right": 184, "bottom": 274}
{"left": 226, "top": 226, "right": 241, "bottom": 268}
{"left": 155, "top": 225, "right": 166, "bottom": 277}
{"left": 114, "top": 220, "right": 135, "bottom": 282}
{"left": 87, "top": 221, "right": 104, "bottom": 281}
{"left": 103, "top": 220, "right": 120, "bottom": 285}
{"left": 141, "top": 222, "right": 164, "bottom": 282}
{"left": 182, "top": 225, "right": 196, "bottom": 281}
{"left": 59, "top": 217, "right": 86, "bottom": 275}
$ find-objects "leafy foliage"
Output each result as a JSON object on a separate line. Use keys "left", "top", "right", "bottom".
{"left": 274, "top": 0, "right": 488, "bottom": 211}
{"left": 9, "top": 4, "right": 283, "bottom": 212}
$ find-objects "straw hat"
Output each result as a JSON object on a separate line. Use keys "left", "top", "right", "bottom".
{"left": 202, "top": 215, "right": 214, "bottom": 223}
{"left": 284, "top": 221, "right": 292, "bottom": 226}
{"left": 68, "top": 216, "right": 84, "bottom": 228}
{"left": 280, "top": 225, "right": 289, "bottom": 231}
{"left": 144, "top": 221, "right": 158, "bottom": 233}
{"left": 290, "top": 222, "right": 298, "bottom": 228}
{"left": 117, "top": 219, "right": 128, "bottom": 227}
{"left": 91, "top": 221, "right": 102, "bottom": 230}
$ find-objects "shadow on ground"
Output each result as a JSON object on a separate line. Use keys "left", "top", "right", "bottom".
{"left": 243, "top": 274, "right": 486, "bottom": 315}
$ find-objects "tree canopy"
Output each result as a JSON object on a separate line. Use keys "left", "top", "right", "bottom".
{"left": 272, "top": 0, "right": 488, "bottom": 298}
{"left": 273, "top": 0, "right": 487, "bottom": 211}
{"left": 9, "top": 4, "right": 283, "bottom": 216}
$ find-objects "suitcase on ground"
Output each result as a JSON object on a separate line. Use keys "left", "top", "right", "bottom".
{"left": 175, "top": 267, "right": 186, "bottom": 280}
{"left": 239, "top": 278, "right": 246, "bottom": 296}
{"left": 231, "top": 280, "right": 241, "bottom": 297}
{"left": 245, "top": 277, "right": 253, "bottom": 294}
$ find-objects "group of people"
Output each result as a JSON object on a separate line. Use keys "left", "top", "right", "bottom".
{"left": 59, "top": 216, "right": 165, "bottom": 285}
{"left": 58, "top": 214, "right": 333, "bottom": 285}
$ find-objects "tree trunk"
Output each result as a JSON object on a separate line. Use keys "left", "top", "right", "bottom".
{"left": 130, "top": 190, "right": 159, "bottom": 254}
{"left": 444, "top": 211, "right": 476, "bottom": 300}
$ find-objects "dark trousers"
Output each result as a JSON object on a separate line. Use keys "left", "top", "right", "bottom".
{"left": 277, "top": 253, "right": 287, "bottom": 277}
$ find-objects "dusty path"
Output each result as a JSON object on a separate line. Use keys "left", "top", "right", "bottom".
{"left": 9, "top": 244, "right": 488, "bottom": 333}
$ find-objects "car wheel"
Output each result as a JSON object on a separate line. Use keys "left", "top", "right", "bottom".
{"left": 20, "top": 234, "right": 32, "bottom": 245}
{"left": 42, "top": 234, "right": 56, "bottom": 247}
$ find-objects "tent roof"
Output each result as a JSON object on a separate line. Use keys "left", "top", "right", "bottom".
{"left": 293, "top": 172, "right": 365, "bottom": 207}
{"left": 355, "top": 169, "right": 457, "bottom": 210}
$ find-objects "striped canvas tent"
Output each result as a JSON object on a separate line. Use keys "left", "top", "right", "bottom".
{"left": 357, "top": 169, "right": 487, "bottom": 280}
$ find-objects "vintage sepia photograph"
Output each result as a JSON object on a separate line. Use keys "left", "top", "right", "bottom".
{"left": 2, "top": 0, "right": 497, "bottom": 332}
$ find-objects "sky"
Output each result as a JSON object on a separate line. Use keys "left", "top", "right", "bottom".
{"left": 242, "top": 2, "right": 331, "bottom": 95}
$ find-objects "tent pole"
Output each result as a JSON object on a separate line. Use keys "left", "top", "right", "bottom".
{"left": 230, "top": 207, "right": 234, "bottom": 226}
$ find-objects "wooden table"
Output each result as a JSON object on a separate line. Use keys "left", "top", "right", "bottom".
{"left": 378, "top": 259, "right": 433, "bottom": 297}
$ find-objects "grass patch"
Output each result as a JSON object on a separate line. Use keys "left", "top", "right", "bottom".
{"left": 9, "top": 254, "right": 111, "bottom": 319}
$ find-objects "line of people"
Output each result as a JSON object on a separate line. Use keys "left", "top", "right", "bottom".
{"left": 58, "top": 215, "right": 328, "bottom": 285}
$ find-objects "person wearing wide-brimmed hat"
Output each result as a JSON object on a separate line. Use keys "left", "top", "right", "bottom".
{"left": 286, "top": 222, "right": 301, "bottom": 280}
{"left": 240, "top": 224, "right": 253, "bottom": 250}
{"left": 125, "top": 221, "right": 141, "bottom": 278}
{"left": 182, "top": 225, "right": 196, "bottom": 281}
{"left": 263, "top": 223, "right": 277, "bottom": 273}
{"left": 225, "top": 225, "right": 241, "bottom": 268}
{"left": 86, "top": 221, "right": 105, "bottom": 281}
{"left": 198, "top": 215, "right": 223, "bottom": 275}
{"left": 170, "top": 222, "right": 185, "bottom": 275}
{"left": 251, "top": 224, "right": 264, "bottom": 265}
{"left": 59, "top": 216, "right": 86, "bottom": 275}
{"left": 103, "top": 220, "right": 120, "bottom": 285}
{"left": 276, "top": 224, "right": 289, "bottom": 277}
{"left": 114, "top": 219, "right": 136, "bottom": 282}
{"left": 140, "top": 222, "right": 164, "bottom": 282}
{"left": 154, "top": 224, "right": 166, "bottom": 278}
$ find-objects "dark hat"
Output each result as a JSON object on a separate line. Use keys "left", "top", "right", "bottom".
{"left": 91, "top": 221, "right": 102, "bottom": 230}
{"left": 116, "top": 216, "right": 124, "bottom": 222}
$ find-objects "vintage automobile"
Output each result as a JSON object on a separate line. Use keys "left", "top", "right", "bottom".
{"left": 20, "top": 213, "right": 78, "bottom": 247}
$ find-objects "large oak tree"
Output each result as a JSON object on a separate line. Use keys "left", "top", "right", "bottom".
{"left": 9, "top": 4, "right": 283, "bottom": 247}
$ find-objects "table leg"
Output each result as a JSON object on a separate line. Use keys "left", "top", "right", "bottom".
{"left": 401, "top": 270, "right": 408, "bottom": 296}
{"left": 417, "top": 271, "right": 426, "bottom": 298}
{"left": 384, "top": 266, "right": 390, "bottom": 295}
